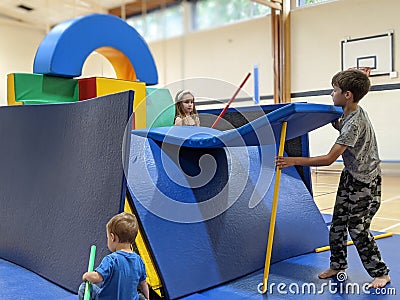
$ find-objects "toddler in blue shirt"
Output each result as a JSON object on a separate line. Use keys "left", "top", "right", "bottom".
{"left": 78, "top": 212, "right": 149, "bottom": 300}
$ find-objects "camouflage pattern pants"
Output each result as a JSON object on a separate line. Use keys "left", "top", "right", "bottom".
{"left": 329, "top": 170, "right": 389, "bottom": 277}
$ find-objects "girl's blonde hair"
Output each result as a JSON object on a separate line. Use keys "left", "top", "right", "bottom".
{"left": 175, "top": 90, "right": 200, "bottom": 126}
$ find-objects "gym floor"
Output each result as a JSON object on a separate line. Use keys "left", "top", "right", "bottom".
{"left": 312, "top": 163, "right": 400, "bottom": 235}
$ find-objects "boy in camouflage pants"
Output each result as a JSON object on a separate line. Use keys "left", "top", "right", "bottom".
{"left": 275, "top": 69, "right": 390, "bottom": 288}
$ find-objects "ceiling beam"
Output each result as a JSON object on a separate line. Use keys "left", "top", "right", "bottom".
{"left": 108, "top": 0, "right": 178, "bottom": 18}
{"left": 73, "top": 0, "right": 108, "bottom": 13}
{"left": 251, "top": 0, "right": 282, "bottom": 10}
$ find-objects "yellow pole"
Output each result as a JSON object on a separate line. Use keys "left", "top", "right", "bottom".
{"left": 315, "top": 232, "right": 393, "bottom": 253}
{"left": 259, "top": 121, "right": 287, "bottom": 294}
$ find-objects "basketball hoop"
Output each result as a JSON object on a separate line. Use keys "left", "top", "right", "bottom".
{"left": 348, "top": 66, "right": 371, "bottom": 77}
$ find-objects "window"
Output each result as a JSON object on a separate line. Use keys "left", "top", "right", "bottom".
{"left": 297, "top": 0, "right": 331, "bottom": 7}
{"left": 127, "top": 0, "right": 270, "bottom": 42}
{"left": 126, "top": 4, "right": 183, "bottom": 42}
{"left": 194, "top": 0, "right": 270, "bottom": 31}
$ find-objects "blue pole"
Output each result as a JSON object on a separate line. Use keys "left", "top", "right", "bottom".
{"left": 254, "top": 65, "right": 260, "bottom": 104}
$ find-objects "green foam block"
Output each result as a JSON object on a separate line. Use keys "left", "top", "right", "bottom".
{"left": 146, "top": 87, "right": 175, "bottom": 128}
{"left": 13, "top": 73, "right": 78, "bottom": 104}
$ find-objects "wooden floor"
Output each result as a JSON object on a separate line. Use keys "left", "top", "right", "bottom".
{"left": 312, "top": 163, "right": 400, "bottom": 235}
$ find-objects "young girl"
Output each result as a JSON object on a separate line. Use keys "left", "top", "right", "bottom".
{"left": 174, "top": 90, "right": 200, "bottom": 126}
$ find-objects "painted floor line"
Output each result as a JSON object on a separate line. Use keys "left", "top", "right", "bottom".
{"left": 381, "top": 222, "right": 400, "bottom": 232}
{"left": 382, "top": 195, "right": 400, "bottom": 203}
{"left": 374, "top": 216, "right": 400, "bottom": 221}
{"left": 314, "top": 191, "right": 336, "bottom": 198}
{"left": 319, "top": 207, "right": 333, "bottom": 212}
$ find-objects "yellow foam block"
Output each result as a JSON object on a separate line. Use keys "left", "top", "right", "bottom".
{"left": 7, "top": 74, "right": 21, "bottom": 106}
{"left": 79, "top": 77, "right": 146, "bottom": 129}
{"left": 124, "top": 199, "right": 163, "bottom": 297}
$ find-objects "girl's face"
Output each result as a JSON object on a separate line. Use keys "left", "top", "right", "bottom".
{"left": 180, "top": 94, "right": 195, "bottom": 114}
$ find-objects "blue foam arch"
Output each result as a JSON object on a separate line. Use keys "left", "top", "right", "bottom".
{"left": 131, "top": 103, "right": 342, "bottom": 148}
{"left": 33, "top": 14, "right": 158, "bottom": 85}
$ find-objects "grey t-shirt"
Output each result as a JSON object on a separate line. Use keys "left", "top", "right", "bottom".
{"left": 335, "top": 106, "right": 381, "bottom": 183}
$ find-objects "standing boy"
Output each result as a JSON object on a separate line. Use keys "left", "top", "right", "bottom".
{"left": 78, "top": 212, "right": 149, "bottom": 300}
{"left": 276, "top": 69, "right": 390, "bottom": 288}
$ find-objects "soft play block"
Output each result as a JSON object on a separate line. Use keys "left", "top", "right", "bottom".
{"left": 126, "top": 103, "right": 341, "bottom": 299}
{"left": 0, "top": 91, "right": 133, "bottom": 293}
{"left": 146, "top": 87, "right": 175, "bottom": 128}
{"left": 6, "top": 73, "right": 20, "bottom": 106}
{"left": 126, "top": 135, "right": 329, "bottom": 299}
{"left": 7, "top": 73, "right": 78, "bottom": 105}
{"left": 33, "top": 14, "right": 158, "bottom": 85}
{"left": 124, "top": 201, "right": 163, "bottom": 297}
{"left": 78, "top": 77, "right": 146, "bottom": 129}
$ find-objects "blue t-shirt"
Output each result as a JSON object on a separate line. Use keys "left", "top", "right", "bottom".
{"left": 95, "top": 251, "right": 146, "bottom": 300}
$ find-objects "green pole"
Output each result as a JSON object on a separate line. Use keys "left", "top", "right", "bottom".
{"left": 84, "top": 245, "right": 97, "bottom": 300}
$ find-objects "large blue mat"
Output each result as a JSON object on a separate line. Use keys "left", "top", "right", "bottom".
{"left": 0, "top": 91, "right": 133, "bottom": 293}
{"left": 1, "top": 232, "right": 397, "bottom": 299}
{"left": 127, "top": 103, "right": 342, "bottom": 299}
{"left": 185, "top": 233, "right": 400, "bottom": 299}
{"left": 127, "top": 143, "right": 329, "bottom": 298}
{"left": 0, "top": 259, "right": 75, "bottom": 300}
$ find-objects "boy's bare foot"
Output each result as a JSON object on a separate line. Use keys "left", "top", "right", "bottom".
{"left": 318, "top": 268, "right": 345, "bottom": 279}
{"left": 368, "top": 275, "right": 391, "bottom": 289}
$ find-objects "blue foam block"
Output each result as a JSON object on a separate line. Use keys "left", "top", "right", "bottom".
{"left": 33, "top": 14, "right": 158, "bottom": 85}
{"left": 131, "top": 103, "right": 342, "bottom": 148}
{"left": 0, "top": 91, "right": 133, "bottom": 293}
{"left": 127, "top": 135, "right": 328, "bottom": 299}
